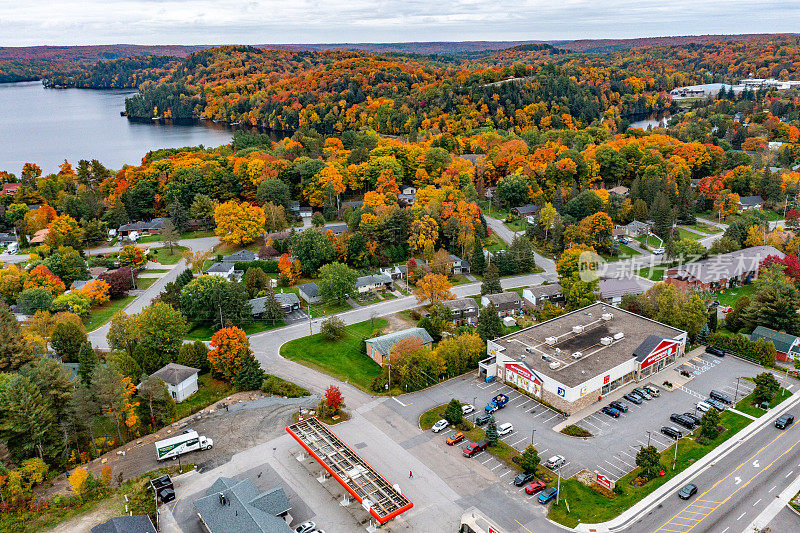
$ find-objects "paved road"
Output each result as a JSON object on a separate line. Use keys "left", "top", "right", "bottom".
{"left": 484, "top": 215, "right": 557, "bottom": 273}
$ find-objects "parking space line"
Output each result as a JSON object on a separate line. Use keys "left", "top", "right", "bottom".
{"left": 539, "top": 448, "right": 548, "bottom": 455}
{"left": 510, "top": 437, "right": 528, "bottom": 447}
{"left": 490, "top": 463, "right": 504, "bottom": 471}
{"left": 595, "top": 464, "right": 618, "bottom": 478}
{"left": 543, "top": 414, "right": 561, "bottom": 423}
{"left": 498, "top": 470, "right": 512, "bottom": 478}
{"left": 480, "top": 457, "right": 493, "bottom": 464}
{"left": 604, "top": 460, "right": 627, "bottom": 473}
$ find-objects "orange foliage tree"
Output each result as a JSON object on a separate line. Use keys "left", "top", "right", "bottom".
{"left": 78, "top": 279, "right": 111, "bottom": 307}
{"left": 24, "top": 265, "right": 66, "bottom": 295}
{"left": 208, "top": 326, "right": 250, "bottom": 381}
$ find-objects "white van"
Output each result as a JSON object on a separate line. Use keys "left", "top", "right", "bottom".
{"left": 6, "top": 242, "right": 18, "bottom": 254}
{"left": 696, "top": 401, "right": 712, "bottom": 413}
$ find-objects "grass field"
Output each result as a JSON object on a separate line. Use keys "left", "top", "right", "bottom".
{"left": 683, "top": 222, "right": 722, "bottom": 235}
{"left": 149, "top": 245, "right": 187, "bottom": 265}
{"left": 175, "top": 373, "right": 234, "bottom": 420}
{"left": 143, "top": 268, "right": 171, "bottom": 273}
{"left": 85, "top": 294, "right": 136, "bottom": 331}
{"left": 504, "top": 220, "right": 526, "bottom": 233}
{"left": 734, "top": 385, "right": 792, "bottom": 417}
{"left": 280, "top": 318, "right": 387, "bottom": 391}
{"left": 638, "top": 267, "right": 665, "bottom": 281}
{"left": 548, "top": 411, "right": 752, "bottom": 527}
{"left": 711, "top": 283, "right": 758, "bottom": 307}
{"left": 484, "top": 233, "right": 507, "bottom": 253}
{"left": 184, "top": 320, "right": 285, "bottom": 340}
{"left": 135, "top": 277, "right": 158, "bottom": 290}
{"left": 676, "top": 227, "right": 703, "bottom": 241}
{"left": 308, "top": 300, "right": 352, "bottom": 318}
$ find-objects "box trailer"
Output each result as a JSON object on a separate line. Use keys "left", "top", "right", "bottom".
{"left": 155, "top": 430, "right": 213, "bottom": 461}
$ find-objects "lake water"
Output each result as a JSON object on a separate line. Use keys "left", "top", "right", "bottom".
{"left": 0, "top": 81, "right": 238, "bottom": 174}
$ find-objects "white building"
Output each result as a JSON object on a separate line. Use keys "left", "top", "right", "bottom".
{"left": 149, "top": 363, "right": 200, "bottom": 403}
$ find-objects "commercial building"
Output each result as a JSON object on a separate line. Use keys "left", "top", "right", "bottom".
{"left": 193, "top": 477, "right": 292, "bottom": 533}
{"left": 480, "top": 302, "right": 687, "bottom": 414}
{"left": 664, "top": 245, "right": 783, "bottom": 292}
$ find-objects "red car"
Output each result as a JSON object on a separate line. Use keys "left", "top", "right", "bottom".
{"left": 525, "top": 480, "right": 547, "bottom": 495}
{"left": 720, "top": 306, "right": 733, "bottom": 313}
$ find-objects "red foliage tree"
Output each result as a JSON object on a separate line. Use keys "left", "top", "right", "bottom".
{"left": 98, "top": 266, "right": 137, "bottom": 298}
{"left": 324, "top": 385, "right": 344, "bottom": 413}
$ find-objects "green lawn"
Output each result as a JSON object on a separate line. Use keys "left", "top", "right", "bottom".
{"left": 308, "top": 300, "right": 352, "bottom": 318}
{"left": 635, "top": 234, "right": 662, "bottom": 249}
{"left": 638, "top": 267, "right": 666, "bottom": 281}
{"left": 549, "top": 411, "right": 752, "bottom": 527}
{"left": 676, "top": 227, "right": 703, "bottom": 241}
{"left": 603, "top": 244, "right": 641, "bottom": 262}
{"left": 85, "top": 295, "right": 136, "bottom": 331}
{"left": 144, "top": 268, "right": 171, "bottom": 274}
{"left": 683, "top": 222, "right": 722, "bottom": 235}
{"left": 137, "top": 234, "right": 161, "bottom": 243}
{"left": 175, "top": 373, "right": 234, "bottom": 420}
{"left": 184, "top": 319, "right": 285, "bottom": 340}
{"left": 485, "top": 234, "right": 507, "bottom": 253}
{"left": 135, "top": 277, "right": 158, "bottom": 290}
{"left": 711, "top": 283, "right": 758, "bottom": 307}
{"left": 420, "top": 403, "right": 449, "bottom": 429}
{"left": 280, "top": 318, "right": 387, "bottom": 391}
{"left": 504, "top": 220, "right": 526, "bottom": 233}
{"left": 735, "top": 385, "right": 792, "bottom": 417}
{"left": 149, "top": 245, "right": 187, "bottom": 265}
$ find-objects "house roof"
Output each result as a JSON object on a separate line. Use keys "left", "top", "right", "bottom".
{"left": 30, "top": 228, "right": 49, "bottom": 244}
{"left": 341, "top": 200, "right": 364, "bottom": 209}
{"left": 297, "top": 282, "right": 319, "bottom": 298}
{"left": 264, "top": 230, "right": 292, "bottom": 241}
{"left": 275, "top": 292, "right": 300, "bottom": 307}
{"left": 151, "top": 363, "right": 199, "bottom": 386}
{"left": 365, "top": 328, "right": 434, "bottom": 356}
{"left": 355, "top": 273, "right": 393, "bottom": 288}
{"left": 598, "top": 277, "right": 647, "bottom": 300}
{"left": 633, "top": 335, "right": 670, "bottom": 361}
{"left": 222, "top": 250, "right": 257, "bottom": 263}
{"left": 192, "top": 477, "right": 292, "bottom": 533}
{"left": 442, "top": 298, "right": 479, "bottom": 312}
{"left": 738, "top": 195, "right": 764, "bottom": 206}
{"left": 666, "top": 245, "right": 784, "bottom": 284}
{"left": 88, "top": 266, "right": 108, "bottom": 278}
{"left": 118, "top": 218, "right": 168, "bottom": 232}
{"left": 626, "top": 220, "right": 650, "bottom": 230}
{"left": 524, "top": 283, "right": 563, "bottom": 300}
{"left": 513, "top": 204, "right": 538, "bottom": 215}
{"left": 206, "top": 262, "right": 234, "bottom": 274}
{"left": 324, "top": 223, "right": 349, "bottom": 235}
{"left": 750, "top": 326, "right": 799, "bottom": 354}
{"left": 609, "top": 186, "right": 629, "bottom": 195}
{"left": 91, "top": 515, "right": 157, "bottom": 533}
{"left": 483, "top": 292, "right": 522, "bottom": 305}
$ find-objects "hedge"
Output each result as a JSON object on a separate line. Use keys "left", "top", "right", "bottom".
{"left": 235, "top": 260, "right": 279, "bottom": 274}
{"left": 708, "top": 331, "right": 777, "bottom": 367}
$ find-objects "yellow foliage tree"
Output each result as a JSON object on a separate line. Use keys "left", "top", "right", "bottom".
{"left": 745, "top": 225, "right": 765, "bottom": 247}
{"left": 214, "top": 200, "right": 266, "bottom": 245}
{"left": 69, "top": 466, "right": 88, "bottom": 495}
{"left": 408, "top": 214, "right": 439, "bottom": 255}
{"left": 414, "top": 273, "right": 455, "bottom": 304}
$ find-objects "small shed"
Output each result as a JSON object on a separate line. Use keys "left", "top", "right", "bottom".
{"left": 150, "top": 363, "right": 200, "bottom": 403}
{"left": 297, "top": 282, "right": 321, "bottom": 304}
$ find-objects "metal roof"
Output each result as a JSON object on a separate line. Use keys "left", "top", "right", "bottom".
{"left": 151, "top": 363, "right": 199, "bottom": 386}
{"left": 192, "top": 477, "right": 292, "bottom": 533}
{"left": 364, "top": 327, "right": 433, "bottom": 356}
{"left": 286, "top": 418, "right": 413, "bottom": 524}
{"left": 750, "top": 326, "right": 799, "bottom": 354}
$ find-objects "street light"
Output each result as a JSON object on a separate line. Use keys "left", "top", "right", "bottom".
{"left": 531, "top": 428, "right": 536, "bottom": 446}
{"left": 734, "top": 377, "right": 740, "bottom": 402}
{"left": 473, "top": 396, "right": 477, "bottom": 422}
{"left": 646, "top": 430, "right": 652, "bottom": 448}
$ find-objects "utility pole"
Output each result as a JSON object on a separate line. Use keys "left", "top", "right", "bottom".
{"left": 556, "top": 464, "right": 562, "bottom": 504}
{"left": 734, "top": 377, "right": 740, "bottom": 402}
{"left": 531, "top": 428, "right": 535, "bottom": 446}
{"left": 646, "top": 430, "right": 651, "bottom": 447}
{"left": 673, "top": 438, "right": 679, "bottom": 470}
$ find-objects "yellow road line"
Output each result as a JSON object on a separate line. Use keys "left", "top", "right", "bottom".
{"left": 514, "top": 519, "right": 534, "bottom": 533}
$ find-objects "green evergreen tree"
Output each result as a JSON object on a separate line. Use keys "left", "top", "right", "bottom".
{"left": 471, "top": 239, "right": 486, "bottom": 275}
{"left": 635, "top": 445, "right": 662, "bottom": 479}
{"left": 77, "top": 343, "right": 97, "bottom": 385}
{"left": 519, "top": 444, "right": 541, "bottom": 473}
{"left": 753, "top": 372, "right": 780, "bottom": 405}
{"left": 235, "top": 352, "right": 265, "bottom": 391}
{"left": 485, "top": 416, "right": 499, "bottom": 446}
{"left": 477, "top": 305, "right": 503, "bottom": 342}
{"left": 0, "top": 305, "right": 35, "bottom": 372}
{"left": 444, "top": 398, "right": 463, "bottom": 425}
{"left": 700, "top": 408, "right": 721, "bottom": 440}
{"left": 481, "top": 262, "right": 502, "bottom": 295}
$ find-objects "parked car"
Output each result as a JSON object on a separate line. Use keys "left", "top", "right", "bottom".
{"left": 709, "top": 390, "right": 733, "bottom": 404}
{"left": 661, "top": 426, "right": 683, "bottom": 440}
{"left": 720, "top": 306, "right": 733, "bottom": 313}
{"left": 776, "top": 414, "right": 795, "bottom": 430}
{"left": 633, "top": 387, "right": 653, "bottom": 400}
{"left": 644, "top": 385, "right": 660, "bottom": 397}
{"left": 678, "top": 484, "right": 698, "bottom": 500}
{"left": 545, "top": 455, "right": 566, "bottom": 470}
{"left": 705, "top": 346, "right": 725, "bottom": 357}
{"left": 653, "top": 247, "right": 665, "bottom": 255}
{"left": 601, "top": 406, "right": 621, "bottom": 418}
{"left": 462, "top": 404, "right": 475, "bottom": 415}
{"left": 624, "top": 392, "right": 643, "bottom": 404}
{"left": 705, "top": 398, "right": 728, "bottom": 411}
{"left": 525, "top": 480, "right": 547, "bottom": 495}
{"left": 294, "top": 522, "right": 316, "bottom": 533}
{"left": 462, "top": 440, "right": 488, "bottom": 457}
{"left": 538, "top": 487, "right": 558, "bottom": 504}
{"left": 696, "top": 401, "right": 712, "bottom": 412}
{"left": 670, "top": 413, "right": 696, "bottom": 429}
{"left": 609, "top": 401, "right": 628, "bottom": 413}
{"left": 498, "top": 422, "right": 514, "bottom": 436}
{"left": 514, "top": 471, "right": 537, "bottom": 487}
{"left": 446, "top": 432, "right": 464, "bottom": 445}
{"left": 683, "top": 413, "right": 702, "bottom": 426}
{"left": 431, "top": 419, "right": 449, "bottom": 433}
{"left": 475, "top": 414, "right": 491, "bottom": 426}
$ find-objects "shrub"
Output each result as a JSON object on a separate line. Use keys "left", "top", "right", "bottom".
{"left": 444, "top": 398, "right": 463, "bottom": 425}
{"left": 560, "top": 425, "right": 592, "bottom": 437}
{"left": 320, "top": 316, "right": 346, "bottom": 341}
{"left": 261, "top": 374, "right": 309, "bottom": 397}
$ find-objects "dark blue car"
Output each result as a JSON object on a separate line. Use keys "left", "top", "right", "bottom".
{"left": 624, "top": 392, "right": 643, "bottom": 405}
{"left": 538, "top": 487, "right": 558, "bottom": 504}
{"left": 601, "top": 406, "right": 620, "bottom": 418}
{"left": 609, "top": 401, "right": 628, "bottom": 413}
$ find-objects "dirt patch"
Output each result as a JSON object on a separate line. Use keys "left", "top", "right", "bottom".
{"left": 383, "top": 311, "right": 417, "bottom": 333}
{"left": 41, "top": 392, "right": 317, "bottom": 499}
{"left": 42, "top": 498, "right": 119, "bottom": 533}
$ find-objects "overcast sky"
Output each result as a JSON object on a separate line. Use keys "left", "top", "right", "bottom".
{"left": 3, "top": 0, "right": 800, "bottom": 46}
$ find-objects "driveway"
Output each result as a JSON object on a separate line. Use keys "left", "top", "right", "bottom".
{"left": 483, "top": 215, "right": 556, "bottom": 274}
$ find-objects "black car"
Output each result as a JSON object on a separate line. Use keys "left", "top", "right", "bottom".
{"left": 678, "top": 483, "right": 698, "bottom": 500}
{"left": 705, "top": 346, "right": 725, "bottom": 357}
{"left": 475, "top": 414, "right": 491, "bottom": 426}
{"left": 624, "top": 392, "right": 643, "bottom": 405}
{"left": 682, "top": 412, "right": 702, "bottom": 426}
{"left": 709, "top": 390, "right": 733, "bottom": 404}
{"left": 609, "top": 401, "right": 628, "bottom": 413}
{"left": 776, "top": 414, "right": 795, "bottom": 430}
{"left": 661, "top": 426, "right": 683, "bottom": 440}
{"left": 670, "top": 414, "right": 696, "bottom": 429}
{"left": 514, "top": 471, "right": 537, "bottom": 487}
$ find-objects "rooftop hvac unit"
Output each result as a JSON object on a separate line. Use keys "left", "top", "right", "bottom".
{"left": 600, "top": 337, "right": 613, "bottom": 346}
{"left": 545, "top": 336, "right": 557, "bottom": 346}
{"left": 549, "top": 361, "right": 561, "bottom": 369}
{"left": 613, "top": 332, "right": 625, "bottom": 340}
{"left": 572, "top": 325, "right": 585, "bottom": 334}
{"left": 571, "top": 351, "right": 583, "bottom": 359}
{"left": 602, "top": 313, "right": 613, "bottom": 321}
{"left": 554, "top": 348, "right": 562, "bottom": 355}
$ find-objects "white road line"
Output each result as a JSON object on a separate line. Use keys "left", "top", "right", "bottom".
{"left": 491, "top": 463, "right": 504, "bottom": 471}
{"left": 769, "top": 486, "right": 777, "bottom": 493}
{"left": 621, "top": 451, "right": 637, "bottom": 461}
{"left": 595, "top": 464, "right": 618, "bottom": 478}
{"left": 604, "top": 460, "right": 627, "bottom": 473}
{"left": 786, "top": 470, "right": 795, "bottom": 478}
{"left": 753, "top": 499, "right": 762, "bottom": 506}
{"left": 392, "top": 396, "right": 408, "bottom": 407}
{"left": 544, "top": 414, "right": 561, "bottom": 423}
{"left": 539, "top": 448, "right": 548, "bottom": 455}
{"left": 499, "top": 470, "right": 512, "bottom": 478}
{"left": 720, "top": 527, "right": 729, "bottom": 533}
{"left": 510, "top": 437, "right": 528, "bottom": 447}
{"left": 737, "top": 512, "right": 746, "bottom": 520}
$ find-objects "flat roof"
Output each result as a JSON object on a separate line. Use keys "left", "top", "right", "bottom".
{"left": 492, "top": 302, "right": 684, "bottom": 387}
{"left": 286, "top": 418, "right": 413, "bottom": 524}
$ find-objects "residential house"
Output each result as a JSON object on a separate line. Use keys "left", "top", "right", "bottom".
{"left": 625, "top": 220, "right": 651, "bottom": 237}
{"left": 204, "top": 262, "right": 236, "bottom": 279}
{"left": 0, "top": 232, "right": 17, "bottom": 245}
{"left": 324, "top": 223, "right": 349, "bottom": 236}
{"left": 1, "top": 182, "right": 20, "bottom": 197}
{"left": 750, "top": 326, "right": 800, "bottom": 362}
{"left": 30, "top": 228, "right": 49, "bottom": 244}
{"left": 737, "top": 195, "right": 764, "bottom": 211}
{"left": 442, "top": 298, "right": 479, "bottom": 325}
{"left": 512, "top": 204, "right": 538, "bottom": 219}
{"left": 380, "top": 265, "right": 404, "bottom": 280}
{"left": 449, "top": 254, "right": 470, "bottom": 275}
{"left": 87, "top": 266, "right": 108, "bottom": 279}
{"left": 264, "top": 230, "right": 292, "bottom": 243}
{"left": 117, "top": 218, "right": 168, "bottom": 237}
{"left": 288, "top": 200, "right": 300, "bottom": 215}
{"left": 664, "top": 245, "right": 784, "bottom": 292}
{"left": 222, "top": 250, "right": 257, "bottom": 263}
{"left": 340, "top": 200, "right": 364, "bottom": 211}
{"left": 297, "top": 282, "right": 321, "bottom": 304}
{"left": 193, "top": 477, "right": 292, "bottom": 533}
{"left": 298, "top": 206, "right": 312, "bottom": 218}
{"left": 522, "top": 283, "right": 564, "bottom": 308}
{"left": 481, "top": 292, "right": 524, "bottom": 317}
{"left": 355, "top": 273, "right": 393, "bottom": 293}
{"left": 768, "top": 141, "right": 784, "bottom": 151}
{"left": 149, "top": 363, "right": 200, "bottom": 403}
{"left": 91, "top": 515, "right": 157, "bottom": 533}
{"left": 598, "top": 277, "right": 648, "bottom": 306}
{"left": 398, "top": 185, "right": 417, "bottom": 206}
{"left": 365, "top": 327, "right": 434, "bottom": 364}
{"left": 609, "top": 186, "right": 629, "bottom": 197}
{"left": 249, "top": 292, "right": 301, "bottom": 317}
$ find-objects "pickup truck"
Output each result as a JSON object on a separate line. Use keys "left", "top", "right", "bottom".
{"left": 484, "top": 394, "right": 509, "bottom": 413}
{"left": 462, "top": 440, "right": 488, "bottom": 457}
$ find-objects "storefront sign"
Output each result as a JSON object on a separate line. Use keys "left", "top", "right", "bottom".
{"left": 603, "top": 374, "right": 610, "bottom": 385}
{"left": 596, "top": 473, "right": 612, "bottom": 489}
{"left": 557, "top": 387, "right": 565, "bottom": 397}
{"left": 580, "top": 386, "right": 587, "bottom": 396}
{"left": 639, "top": 339, "right": 679, "bottom": 370}
{"left": 505, "top": 362, "right": 542, "bottom": 397}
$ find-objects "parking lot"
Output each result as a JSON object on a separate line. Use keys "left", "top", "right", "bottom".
{"left": 390, "top": 349, "right": 795, "bottom": 489}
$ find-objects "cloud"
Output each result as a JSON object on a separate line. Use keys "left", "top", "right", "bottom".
{"left": 2, "top": 0, "right": 800, "bottom": 46}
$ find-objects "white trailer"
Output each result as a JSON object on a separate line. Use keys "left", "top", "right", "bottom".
{"left": 155, "top": 430, "right": 213, "bottom": 461}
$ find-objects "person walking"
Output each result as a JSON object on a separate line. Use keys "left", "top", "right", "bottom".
{"left": 409, "top": 470, "right": 413, "bottom": 478}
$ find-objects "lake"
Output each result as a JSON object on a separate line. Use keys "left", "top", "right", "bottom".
{"left": 0, "top": 81, "right": 239, "bottom": 174}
